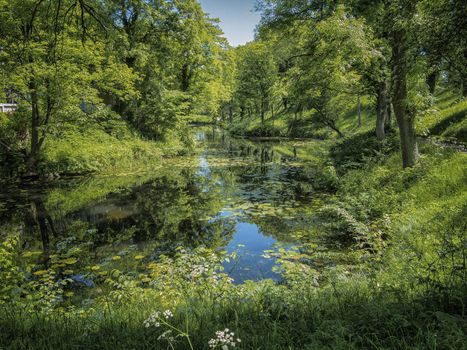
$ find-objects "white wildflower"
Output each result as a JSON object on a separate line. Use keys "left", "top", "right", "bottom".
{"left": 163, "top": 310, "right": 173, "bottom": 319}
{"left": 144, "top": 309, "right": 173, "bottom": 327}
{"left": 208, "top": 328, "right": 240, "bottom": 349}
{"left": 143, "top": 311, "right": 161, "bottom": 328}
{"left": 157, "top": 330, "right": 175, "bottom": 342}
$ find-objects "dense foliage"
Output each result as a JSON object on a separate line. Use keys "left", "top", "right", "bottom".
{"left": 0, "top": 0, "right": 232, "bottom": 177}
{"left": 222, "top": 0, "right": 466, "bottom": 168}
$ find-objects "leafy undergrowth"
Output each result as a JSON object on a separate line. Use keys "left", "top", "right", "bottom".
{"left": 320, "top": 137, "right": 466, "bottom": 309}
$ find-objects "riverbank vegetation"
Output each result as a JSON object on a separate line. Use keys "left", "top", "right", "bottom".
{"left": 1, "top": 0, "right": 466, "bottom": 349}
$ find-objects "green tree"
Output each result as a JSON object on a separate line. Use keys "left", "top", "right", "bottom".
{"left": 108, "top": 0, "right": 229, "bottom": 139}
{"left": 0, "top": 0, "right": 137, "bottom": 174}
{"left": 418, "top": 0, "right": 467, "bottom": 96}
{"left": 350, "top": 0, "right": 423, "bottom": 167}
{"left": 257, "top": 5, "right": 376, "bottom": 137}
{"left": 234, "top": 42, "right": 277, "bottom": 125}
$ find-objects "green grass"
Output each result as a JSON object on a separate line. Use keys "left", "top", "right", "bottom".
{"left": 228, "top": 89, "right": 466, "bottom": 145}
{"left": 41, "top": 125, "right": 190, "bottom": 175}
{"left": 417, "top": 91, "right": 467, "bottom": 143}
{"left": 335, "top": 95, "right": 374, "bottom": 134}
{"left": 226, "top": 94, "right": 375, "bottom": 139}
{"left": 1, "top": 276, "right": 465, "bottom": 350}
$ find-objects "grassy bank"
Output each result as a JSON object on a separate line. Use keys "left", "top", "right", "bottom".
{"left": 2, "top": 276, "right": 465, "bottom": 350}
{"left": 226, "top": 90, "right": 467, "bottom": 145}
{"left": 0, "top": 117, "right": 194, "bottom": 180}
{"left": 40, "top": 123, "right": 194, "bottom": 175}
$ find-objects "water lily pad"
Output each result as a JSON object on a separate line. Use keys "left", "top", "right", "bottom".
{"left": 33, "top": 270, "right": 48, "bottom": 276}
{"left": 61, "top": 258, "right": 78, "bottom": 265}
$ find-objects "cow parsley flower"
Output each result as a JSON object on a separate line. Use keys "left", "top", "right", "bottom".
{"left": 163, "top": 310, "right": 173, "bottom": 319}
{"left": 143, "top": 311, "right": 161, "bottom": 328}
{"left": 208, "top": 328, "right": 241, "bottom": 349}
{"left": 144, "top": 309, "right": 173, "bottom": 328}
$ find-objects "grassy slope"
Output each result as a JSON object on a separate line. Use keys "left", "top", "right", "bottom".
{"left": 416, "top": 90, "right": 467, "bottom": 143}
{"left": 40, "top": 125, "right": 190, "bottom": 175}
{"left": 227, "top": 89, "right": 467, "bottom": 144}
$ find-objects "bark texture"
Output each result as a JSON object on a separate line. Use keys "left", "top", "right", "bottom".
{"left": 376, "top": 81, "right": 389, "bottom": 140}
{"left": 392, "top": 29, "right": 419, "bottom": 168}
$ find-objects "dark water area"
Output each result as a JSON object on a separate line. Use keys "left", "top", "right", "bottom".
{"left": 0, "top": 128, "right": 327, "bottom": 283}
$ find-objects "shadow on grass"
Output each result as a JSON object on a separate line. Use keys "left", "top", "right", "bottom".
{"left": 329, "top": 130, "right": 399, "bottom": 176}
{"left": 430, "top": 108, "right": 466, "bottom": 138}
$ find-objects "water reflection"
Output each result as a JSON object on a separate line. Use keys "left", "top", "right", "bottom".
{"left": 0, "top": 128, "right": 324, "bottom": 283}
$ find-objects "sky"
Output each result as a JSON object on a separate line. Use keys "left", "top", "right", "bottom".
{"left": 199, "top": 0, "right": 261, "bottom": 47}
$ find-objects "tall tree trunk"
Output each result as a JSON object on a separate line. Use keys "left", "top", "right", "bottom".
{"left": 26, "top": 80, "right": 41, "bottom": 174}
{"left": 376, "top": 81, "right": 388, "bottom": 140}
{"left": 181, "top": 63, "right": 190, "bottom": 92}
{"left": 260, "top": 99, "right": 265, "bottom": 125}
{"left": 462, "top": 48, "right": 467, "bottom": 97}
{"left": 229, "top": 103, "right": 233, "bottom": 125}
{"left": 426, "top": 70, "right": 438, "bottom": 95}
{"left": 357, "top": 93, "right": 361, "bottom": 128}
{"left": 392, "top": 29, "right": 419, "bottom": 168}
{"left": 386, "top": 100, "right": 392, "bottom": 130}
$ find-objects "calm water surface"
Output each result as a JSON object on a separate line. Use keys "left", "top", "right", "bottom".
{"left": 0, "top": 128, "right": 325, "bottom": 283}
